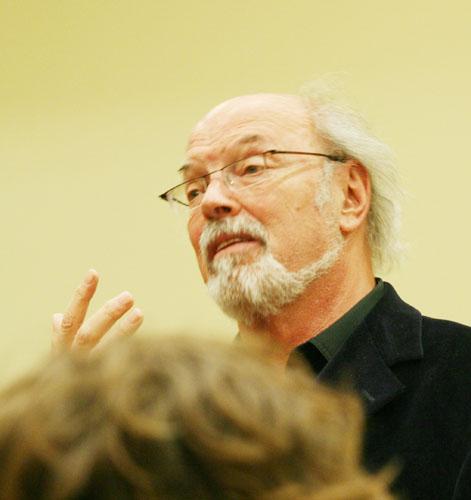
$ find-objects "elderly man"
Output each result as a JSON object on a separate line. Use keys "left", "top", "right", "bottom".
{"left": 52, "top": 91, "right": 471, "bottom": 500}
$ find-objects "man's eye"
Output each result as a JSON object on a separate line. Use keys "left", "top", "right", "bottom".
{"left": 241, "top": 164, "right": 263, "bottom": 176}
{"left": 185, "top": 184, "right": 204, "bottom": 202}
{"left": 187, "top": 189, "right": 200, "bottom": 200}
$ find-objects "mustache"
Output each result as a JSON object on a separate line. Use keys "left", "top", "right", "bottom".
{"left": 199, "top": 213, "right": 268, "bottom": 264}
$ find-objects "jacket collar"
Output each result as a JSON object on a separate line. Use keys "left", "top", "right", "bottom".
{"left": 318, "top": 282, "right": 424, "bottom": 414}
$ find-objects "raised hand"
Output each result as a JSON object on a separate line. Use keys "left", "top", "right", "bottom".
{"left": 51, "top": 269, "right": 143, "bottom": 353}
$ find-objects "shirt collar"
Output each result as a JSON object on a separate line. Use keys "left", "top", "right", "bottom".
{"left": 307, "top": 278, "right": 385, "bottom": 361}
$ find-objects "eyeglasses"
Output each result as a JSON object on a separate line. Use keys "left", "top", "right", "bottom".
{"left": 159, "top": 149, "right": 347, "bottom": 209}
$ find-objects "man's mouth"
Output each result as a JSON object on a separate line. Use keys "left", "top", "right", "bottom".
{"left": 207, "top": 233, "right": 262, "bottom": 262}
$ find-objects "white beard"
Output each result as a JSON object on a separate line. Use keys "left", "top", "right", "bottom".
{"left": 201, "top": 214, "right": 343, "bottom": 326}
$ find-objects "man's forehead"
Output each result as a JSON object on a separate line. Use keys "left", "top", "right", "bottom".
{"left": 186, "top": 93, "right": 313, "bottom": 151}
{"left": 178, "top": 93, "right": 321, "bottom": 178}
{"left": 191, "top": 93, "right": 308, "bottom": 135}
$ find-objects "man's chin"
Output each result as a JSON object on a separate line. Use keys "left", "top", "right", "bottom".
{"left": 208, "top": 249, "right": 263, "bottom": 276}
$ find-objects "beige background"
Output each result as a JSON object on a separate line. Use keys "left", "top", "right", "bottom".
{"left": 1, "top": 0, "right": 470, "bottom": 383}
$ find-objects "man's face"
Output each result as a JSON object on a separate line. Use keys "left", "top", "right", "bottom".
{"left": 185, "top": 93, "right": 343, "bottom": 286}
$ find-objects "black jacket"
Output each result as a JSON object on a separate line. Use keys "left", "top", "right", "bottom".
{"left": 318, "top": 282, "right": 471, "bottom": 499}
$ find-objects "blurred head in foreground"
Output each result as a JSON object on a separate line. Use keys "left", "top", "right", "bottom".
{"left": 0, "top": 336, "right": 393, "bottom": 499}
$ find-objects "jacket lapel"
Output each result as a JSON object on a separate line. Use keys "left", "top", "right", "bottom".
{"left": 318, "top": 283, "right": 424, "bottom": 415}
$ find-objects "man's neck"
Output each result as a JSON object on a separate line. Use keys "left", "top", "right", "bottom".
{"left": 238, "top": 258, "right": 375, "bottom": 366}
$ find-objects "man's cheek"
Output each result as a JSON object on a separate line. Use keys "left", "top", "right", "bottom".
{"left": 187, "top": 220, "right": 203, "bottom": 256}
{"left": 189, "top": 240, "right": 208, "bottom": 280}
{"left": 187, "top": 218, "right": 209, "bottom": 280}
{"left": 196, "top": 252, "right": 209, "bottom": 282}
{"left": 187, "top": 232, "right": 208, "bottom": 281}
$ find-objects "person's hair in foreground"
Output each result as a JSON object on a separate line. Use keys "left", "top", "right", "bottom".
{"left": 0, "top": 335, "right": 393, "bottom": 500}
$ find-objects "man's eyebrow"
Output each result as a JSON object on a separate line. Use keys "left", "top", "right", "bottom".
{"left": 178, "top": 164, "right": 190, "bottom": 174}
{"left": 178, "top": 134, "right": 264, "bottom": 174}
{"left": 234, "top": 134, "right": 263, "bottom": 147}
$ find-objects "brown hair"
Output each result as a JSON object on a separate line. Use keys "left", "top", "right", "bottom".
{"left": 0, "top": 335, "right": 393, "bottom": 499}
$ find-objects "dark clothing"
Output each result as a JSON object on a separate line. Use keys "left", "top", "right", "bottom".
{"left": 310, "top": 278, "right": 385, "bottom": 361}
{"left": 297, "top": 282, "right": 471, "bottom": 500}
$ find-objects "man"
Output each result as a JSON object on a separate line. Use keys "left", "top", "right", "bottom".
{"left": 52, "top": 90, "right": 471, "bottom": 499}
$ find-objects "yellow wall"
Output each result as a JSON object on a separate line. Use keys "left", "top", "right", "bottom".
{"left": 1, "top": 0, "right": 470, "bottom": 381}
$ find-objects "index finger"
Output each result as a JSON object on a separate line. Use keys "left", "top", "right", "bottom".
{"left": 59, "top": 269, "right": 99, "bottom": 344}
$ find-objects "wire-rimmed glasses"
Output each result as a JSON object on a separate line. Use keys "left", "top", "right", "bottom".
{"left": 159, "top": 149, "right": 347, "bottom": 209}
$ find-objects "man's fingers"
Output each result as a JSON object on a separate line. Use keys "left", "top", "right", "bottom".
{"left": 51, "top": 270, "right": 141, "bottom": 355}
{"left": 112, "top": 307, "right": 144, "bottom": 339}
{"left": 51, "top": 312, "right": 66, "bottom": 353}
{"left": 52, "top": 312, "right": 63, "bottom": 333}
{"left": 96, "top": 308, "right": 144, "bottom": 350}
{"left": 60, "top": 269, "right": 99, "bottom": 343}
{"left": 71, "top": 291, "right": 134, "bottom": 350}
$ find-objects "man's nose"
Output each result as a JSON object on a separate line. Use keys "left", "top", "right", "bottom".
{"left": 200, "top": 175, "right": 242, "bottom": 220}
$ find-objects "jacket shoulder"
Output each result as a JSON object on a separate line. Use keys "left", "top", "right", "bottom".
{"left": 420, "top": 315, "right": 471, "bottom": 367}
{"left": 421, "top": 315, "right": 471, "bottom": 336}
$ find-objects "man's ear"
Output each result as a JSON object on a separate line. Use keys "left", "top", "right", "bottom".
{"left": 339, "top": 161, "right": 371, "bottom": 235}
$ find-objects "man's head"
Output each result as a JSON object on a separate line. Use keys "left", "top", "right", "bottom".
{"left": 176, "top": 91, "right": 394, "bottom": 325}
{"left": 0, "top": 335, "right": 393, "bottom": 500}
{"left": 186, "top": 94, "right": 349, "bottom": 275}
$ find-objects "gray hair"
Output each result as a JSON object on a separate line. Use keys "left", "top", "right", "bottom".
{"left": 299, "top": 83, "right": 404, "bottom": 271}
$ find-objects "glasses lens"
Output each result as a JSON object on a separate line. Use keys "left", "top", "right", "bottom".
{"left": 162, "top": 153, "right": 327, "bottom": 210}
{"left": 166, "top": 176, "right": 208, "bottom": 209}
{"left": 184, "top": 177, "right": 207, "bottom": 207}
{"left": 226, "top": 154, "right": 269, "bottom": 189}
{"left": 165, "top": 186, "right": 186, "bottom": 207}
